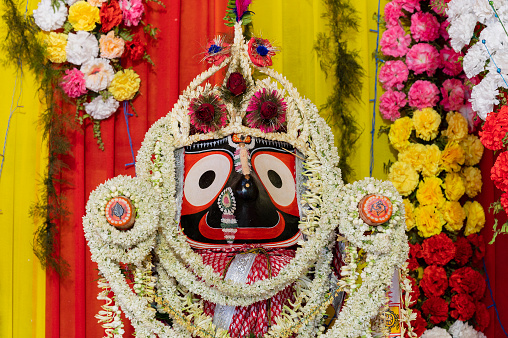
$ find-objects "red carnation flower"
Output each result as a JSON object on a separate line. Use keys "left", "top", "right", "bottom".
{"left": 420, "top": 265, "right": 448, "bottom": 297}
{"left": 449, "top": 266, "right": 486, "bottom": 299}
{"left": 403, "top": 309, "right": 427, "bottom": 337}
{"left": 422, "top": 233, "right": 456, "bottom": 266}
{"left": 501, "top": 192, "right": 508, "bottom": 214}
{"left": 479, "top": 106, "right": 508, "bottom": 150}
{"left": 100, "top": 0, "right": 123, "bottom": 32}
{"left": 450, "top": 293, "right": 476, "bottom": 321}
{"left": 226, "top": 72, "right": 247, "bottom": 96}
{"left": 492, "top": 151, "right": 508, "bottom": 192}
{"left": 124, "top": 36, "right": 146, "bottom": 61}
{"left": 475, "top": 302, "right": 490, "bottom": 332}
{"left": 454, "top": 236, "right": 473, "bottom": 266}
{"left": 407, "top": 243, "right": 422, "bottom": 271}
{"left": 467, "top": 233, "right": 486, "bottom": 265}
{"left": 421, "top": 296, "right": 449, "bottom": 324}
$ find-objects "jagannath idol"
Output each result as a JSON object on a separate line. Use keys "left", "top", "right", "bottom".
{"left": 83, "top": 5, "right": 409, "bottom": 337}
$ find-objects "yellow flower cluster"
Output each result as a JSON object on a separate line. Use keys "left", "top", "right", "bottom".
{"left": 387, "top": 110, "right": 485, "bottom": 237}
{"left": 109, "top": 69, "right": 141, "bottom": 101}
{"left": 68, "top": 1, "right": 100, "bottom": 31}
{"left": 44, "top": 32, "right": 67, "bottom": 63}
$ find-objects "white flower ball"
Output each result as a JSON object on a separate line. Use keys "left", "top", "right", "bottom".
{"left": 66, "top": 31, "right": 99, "bottom": 65}
{"left": 81, "top": 58, "right": 115, "bottom": 92}
{"left": 422, "top": 327, "right": 452, "bottom": 338}
{"left": 84, "top": 95, "right": 120, "bottom": 120}
{"left": 33, "top": 0, "right": 68, "bottom": 31}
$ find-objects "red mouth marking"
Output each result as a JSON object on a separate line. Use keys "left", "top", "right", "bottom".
{"left": 198, "top": 211, "right": 285, "bottom": 240}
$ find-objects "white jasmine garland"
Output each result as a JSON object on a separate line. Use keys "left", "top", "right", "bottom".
{"left": 33, "top": 0, "right": 68, "bottom": 31}
{"left": 84, "top": 94, "right": 120, "bottom": 120}
{"left": 81, "top": 57, "right": 115, "bottom": 92}
{"left": 66, "top": 31, "right": 100, "bottom": 65}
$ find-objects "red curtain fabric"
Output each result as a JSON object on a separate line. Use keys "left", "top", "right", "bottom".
{"left": 46, "top": 1, "right": 228, "bottom": 336}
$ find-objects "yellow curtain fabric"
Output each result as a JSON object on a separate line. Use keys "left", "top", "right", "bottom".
{"left": 251, "top": 0, "right": 393, "bottom": 181}
{"left": 0, "top": 0, "right": 46, "bottom": 336}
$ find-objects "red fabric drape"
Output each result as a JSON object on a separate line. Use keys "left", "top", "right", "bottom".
{"left": 480, "top": 150, "right": 508, "bottom": 338}
{"left": 46, "top": 1, "right": 228, "bottom": 336}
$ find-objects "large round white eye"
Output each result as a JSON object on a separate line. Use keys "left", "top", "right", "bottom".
{"left": 253, "top": 153, "right": 296, "bottom": 207}
{"left": 184, "top": 154, "right": 231, "bottom": 207}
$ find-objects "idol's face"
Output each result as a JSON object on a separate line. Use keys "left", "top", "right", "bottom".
{"left": 179, "top": 135, "right": 302, "bottom": 249}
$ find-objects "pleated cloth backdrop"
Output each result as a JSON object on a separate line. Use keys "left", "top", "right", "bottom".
{"left": 1, "top": 0, "right": 507, "bottom": 337}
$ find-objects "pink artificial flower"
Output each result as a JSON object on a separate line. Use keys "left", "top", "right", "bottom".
{"left": 119, "top": 0, "right": 144, "bottom": 27}
{"left": 60, "top": 68, "right": 87, "bottom": 98}
{"left": 441, "top": 79, "right": 466, "bottom": 111}
{"left": 246, "top": 89, "right": 287, "bottom": 132}
{"left": 379, "top": 90, "right": 407, "bottom": 121}
{"left": 441, "top": 46, "right": 463, "bottom": 76}
{"left": 440, "top": 20, "right": 450, "bottom": 40}
{"left": 384, "top": 2, "right": 404, "bottom": 28}
{"left": 406, "top": 43, "right": 442, "bottom": 76}
{"left": 393, "top": 0, "right": 421, "bottom": 13}
{"left": 379, "top": 60, "right": 409, "bottom": 90}
{"left": 408, "top": 80, "right": 440, "bottom": 109}
{"left": 410, "top": 12, "right": 440, "bottom": 42}
{"left": 380, "top": 25, "right": 411, "bottom": 57}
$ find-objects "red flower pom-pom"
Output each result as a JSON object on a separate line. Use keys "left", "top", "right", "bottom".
{"left": 421, "top": 296, "right": 449, "bottom": 324}
{"left": 100, "top": 0, "right": 123, "bottom": 32}
{"left": 479, "top": 106, "right": 508, "bottom": 150}
{"left": 467, "top": 233, "right": 486, "bottom": 265}
{"left": 422, "top": 233, "right": 456, "bottom": 266}
{"left": 454, "top": 236, "right": 473, "bottom": 266}
{"left": 420, "top": 265, "right": 448, "bottom": 297}
{"left": 188, "top": 94, "right": 228, "bottom": 133}
{"left": 450, "top": 293, "right": 476, "bottom": 321}
{"left": 449, "top": 266, "right": 486, "bottom": 299}
{"left": 492, "top": 151, "right": 508, "bottom": 192}
{"left": 245, "top": 88, "right": 287, "bottom": 132}
{"left": 124, "top": 36, "right": 146, "bottom": 61}
{"left": 248, "top": 37, "right": 277, "bottom": 67}
{"left": 407, "top": 243, "right": 422, "bottom": 270}
{"left": 475, "top": 302, "right": 490, "bottom": 332}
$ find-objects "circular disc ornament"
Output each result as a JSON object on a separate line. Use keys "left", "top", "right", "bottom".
{"left": 358, "top": 194, "right": 392, "bottom": 226}
{"left": 105, "top": 196, "right": 136, "bottom": 230}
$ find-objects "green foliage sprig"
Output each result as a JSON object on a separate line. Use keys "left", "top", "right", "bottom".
{"left": 314, "top": 0, "right": 364, "bottom": 183}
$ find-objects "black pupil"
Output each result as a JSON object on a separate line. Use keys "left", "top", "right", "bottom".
{"left": 199, "top": 170, "right": 216, "bottom": 189}
{"left": 267, "top": 170, "right": 282, "bottom": 188}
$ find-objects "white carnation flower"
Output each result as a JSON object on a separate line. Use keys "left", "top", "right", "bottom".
{"left": 449, "top": 320, "right": 487, "bottom": 338}
{"left": 471, "top": 75, "right": 500, "bottom": 119}
{"left": 422, "top": 327, "right": 452, "bottom": 338}
{"left": 66, "top": 31, "right": 99, "bottom": 65}
{"left": 84, "top": 95, "right": 120, "bottom": 120}
{"left": 480, "top": 22, "right": 508, "bottom": 53}
{"left": 33, "top": 0, "right": 68, "bottom": 31}
{"left": 446, "top": 0, "right": 474, "bottom": 22}
{"left": 448, "top": 13, "right": 478, "bottom": 52}
{"left": 473, "top": 0, "right": 500, "bottom": 24}
{"left": 462, "top": 43, "right": 488, "bottom": 78}
{"left": 81, "top": 58, "right": 115, "bottom": 92}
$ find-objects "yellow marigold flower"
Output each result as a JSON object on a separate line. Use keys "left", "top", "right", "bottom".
{"left": 415, "top": 205, "right": 445, "bottom": 238}
{"left": 462, "top": 166, "right": 483, "bottom": 198}
{"left": 421, "top": 144, "right": 442, "bottom": 177}
{"left": 463, "top": 201, "right": 486, "bottom": 236}
{"left": 442, "top": 111, "right": 468, "bottom": 141}
{"left": 441, "top": 141, "right": 465, "bottom": 172}
{"left": 389, "top": 117, "right": 414, "bottom": 151}
{"left": 109, "top": 69, "right": 141, "bottom": 101}
{"left": 398, "top": 143, "right": 426, "bottom": 172}
{"left": 416, "top": 176, "right": 445, "bottom": 208}
{"left": 443, "top": 172, "right": 465, "bottom": 201}
{"left": 442, "top": 201, "right": 466, "bottom": 232}
{"left": 68, "top": 1, "right": 100, "bottom": 31}
{"left": 388, "top": 161, "right": 419, "bottom": 196}
{"left": 403, "top": 199, "right": 416, "bottom": 231}
{"left": 460, "top": 134, "right": 484, "bottom": 166}
{"left": 413, "top": 107, "right": 441, "bottom": 141}
{"left": 100, "top": 31, "right": 125, "bottom": 59}
{"left": 44, "top": 32, "right": 67, "bottom": 63}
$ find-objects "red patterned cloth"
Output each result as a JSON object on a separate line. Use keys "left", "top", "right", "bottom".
{"left": 198, "top": 247, "right": 295, "bottom": 337}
